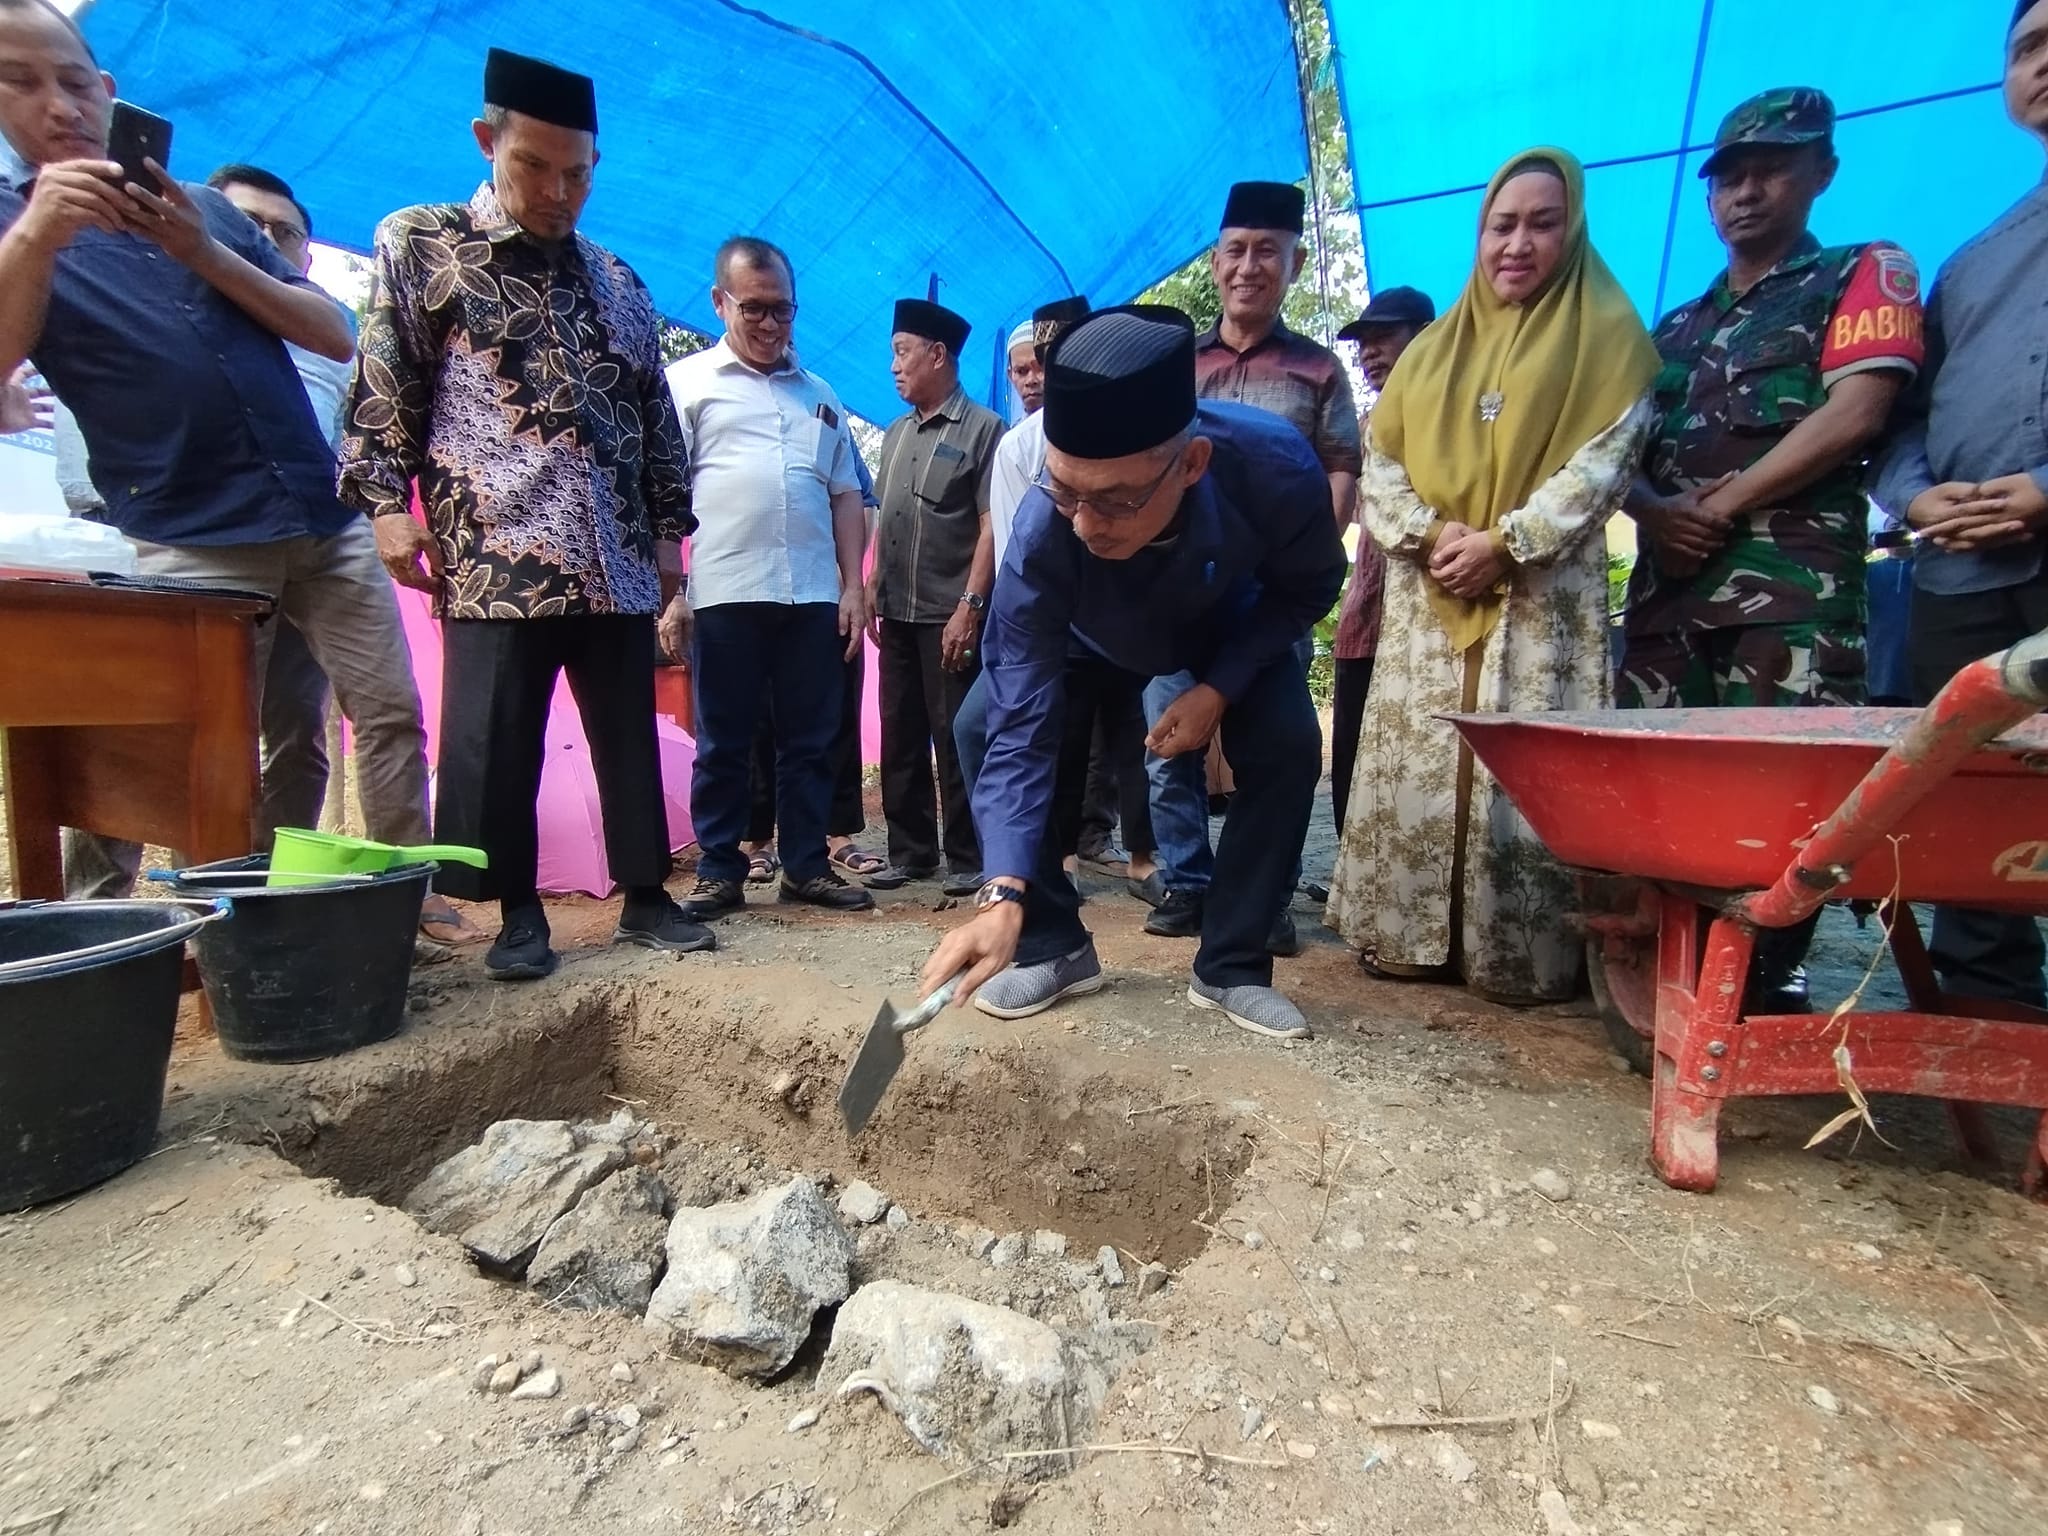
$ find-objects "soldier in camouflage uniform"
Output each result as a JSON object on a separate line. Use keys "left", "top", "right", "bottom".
{"left": 1618, "top": 87, "right": 1925, "bottom": 711}
{"left": 1615, "top": 87, "right": 1926, "bottom": 1008}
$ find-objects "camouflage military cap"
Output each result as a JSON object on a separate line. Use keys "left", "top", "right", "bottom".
{"left": 1699, "top": 87, "right": 1836, "bottom": 178}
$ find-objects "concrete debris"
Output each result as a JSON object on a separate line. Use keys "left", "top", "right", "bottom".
{"left": 527, "top": 1166, "right": 671, "bottom": 1313}
{"left": 837, "top": 1181, "right": 889, "bottom": 1225}
{"left": 988, "top": 1233, "right": 1026, "bottom": 1268}
{"left": 1135, "top": 1263, "right": 1170, "bottom": 1300}
{"left": 402, "top": 1119, "right": 627, "bottom": 1276}
{"left": 1097, "top": 1246, "right": 1125, "bottom": 1288}
{"left": 508, "top": 1368, "right": 561, "bottom": 1400}
{"left": 820, "top": 1281, "right": 1107, "bottom": 1481}
{"left": 644, "top": 1176, "right": 853, "bottom": 1379}
{"left": 1529, "top": 1168, "right": 1574, "bottom": 1203}
{"left": 966, "top": 1228, "right": 998, "bottom": 1259}
{"left": 1029, "top": 1230, "right": 1068, "bottom": 1260}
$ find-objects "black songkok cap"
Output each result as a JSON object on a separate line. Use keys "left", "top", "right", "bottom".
{"left": 1219, "top": 180, "right": 1305, "bottom": 235}
{"left": 1042, "top": 305, "right": 1197, "bottom": 461}
{"left": 1031, "top": 295, "right": 1091, "bottom": 351}
{"left": 484, "top": 48, "right": 598, "bottom": 133}
{"left": 892, "top": 298, "right": 971, "bottom": 355}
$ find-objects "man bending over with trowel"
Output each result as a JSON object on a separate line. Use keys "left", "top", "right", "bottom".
{"left": 921, "top": 305, "right": 1344, "bottom": 1041}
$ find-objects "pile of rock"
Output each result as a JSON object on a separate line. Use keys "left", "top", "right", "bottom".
{"left": 403, "top": 1115, "right": 1157, "bottom": 1478}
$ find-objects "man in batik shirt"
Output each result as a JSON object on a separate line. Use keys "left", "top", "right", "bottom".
{"left": 1617, "top": 87, "right": 1924, "bottom": 1008}
{"left": 339, "top": 47, "right": 712, "bottom": 980}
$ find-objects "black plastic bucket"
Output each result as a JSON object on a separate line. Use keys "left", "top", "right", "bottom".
{"left": 180, "top": 857, "right": 430, "bottom": 1063}
{"left": 0, "top": 899, "right": 225, "bottom": 1212}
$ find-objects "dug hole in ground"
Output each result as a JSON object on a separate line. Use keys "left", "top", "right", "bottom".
{"left": 2, "top": 795, "right": 2045, "bottom": 1536}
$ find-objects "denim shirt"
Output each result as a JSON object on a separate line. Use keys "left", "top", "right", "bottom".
{"left": 1873, "top": 174, "right": 2048, "bottom": 594}
{"left": 0, "top": 172, "right": 353, "bottom": 547}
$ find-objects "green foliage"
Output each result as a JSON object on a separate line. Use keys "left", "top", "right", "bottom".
{"left": 1607, "top": 551, "right": 1634, "bottom": 618}
{"left": 1137, "top": 0, "right": 1367, "bottom": 342}
{"left": 659, "top": 322, "right": 712, "bottom": 366}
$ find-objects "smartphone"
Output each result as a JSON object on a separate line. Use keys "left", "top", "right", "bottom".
{"left": 105, "top": 100, "right": 172, "bottom": 192}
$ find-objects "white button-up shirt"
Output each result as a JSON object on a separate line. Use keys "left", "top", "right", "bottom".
{"left": 989, "top": 408, "right": 1047, "bottom": 572}
{"left": 665, "top": 338, "right": 859, "bottom": 609}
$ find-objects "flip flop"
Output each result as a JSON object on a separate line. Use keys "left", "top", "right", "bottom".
{"left": 831, "top": 844, "right": 907, "bottom": 888}
{"left": 746, "top": 850, "right": 782, "bottom": 885}
{"left": 419, "top": 898, "right": 484, "bottom": 946}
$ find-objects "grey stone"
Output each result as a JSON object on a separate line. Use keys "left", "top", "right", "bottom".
{"left": 1240, "top": 1405, "right": 1265, "bottom": 1441}
{"left": 1247, "top": 1311, "right": 1284, "bottom": 1347}
{"left": 486, "top": 1361, "right": 522, "bottom": 1395}
{"left": 1134, "top": 1263, "right": 1169, "bottom": 1300}
{"left": 1807, "top": 1384, "right": 1842, "bottom": 1415}
{"left": 613, "top": 1404, "right": 643, "bottom": 1430}
{"left": 528, "top": 1166, "right": 671, "bottom": 1313}
{"left": 609, "top": 1423, "right": 644, "bottom": 1454}
{"left": 885, "top": 1204, "right": 912, "bottom": 1229}
{"left": 965, "top": 1227, "right": 998, "bottom": 1258}
{"left": 988, "top": 1233, "right": 1026, "bottom": 1268}
{"left": 644, "top": 1176, "right": 853, "bottom": 1379}
{"left": 1529, "top": 1168, "right": 1574, "bottom": 1204}
{"left": 820, "top": 1281, "right": 1100, "bottom": 1480}
{"left": 1097, "top": 1246, "right": 1125, "bottom": 1288}
{"left": 1029, "top": 1230, "right": 1068, "bottom": 1260}
{"left": 837, "top": 1181, "right": 889, "bottom": 1225}
{"left": 509, "top": 1367, "right": 561, "bottom": 1400}
{"left": 470, "top": 1355, "right": 501, "bottom": 1393}
{"left": 402, "top": 1119, "right": 627, "bottom": 1276}
{"left": 610, "top": 1361, "right": 635, "bottom": 1384}
{"left": 559, "top": 1405, "right": 590, "bottom": 1437}
{"left": 1430, "top": 1433, "right": 1478, "bottom": 1484}
{"left": 1242, "top": 1229, "right": 1266, "bottom": 1251}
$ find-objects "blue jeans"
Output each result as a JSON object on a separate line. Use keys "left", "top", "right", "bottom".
{"left": 1143, "top": 638, "right": 1313, "bottom": 896}
{"left": 690, "top": 602, "right": 844, "bottom": 886}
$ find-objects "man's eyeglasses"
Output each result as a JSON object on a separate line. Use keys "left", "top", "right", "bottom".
{"left": 1032, "top": 450, "right": 1182, "bottom": 520}
{"left": 718, "top": 289, "right": 797, "bottom": 325}
{"left": 250, "top": 216, "right": 308, "bottom": 247}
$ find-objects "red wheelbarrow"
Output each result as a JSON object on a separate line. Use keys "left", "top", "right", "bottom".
{"left": 1449, "top": 637, "right": 2048, "bottom": 1195}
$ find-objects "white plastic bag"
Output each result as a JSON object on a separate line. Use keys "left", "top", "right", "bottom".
{"left": 0, "top": 511, "right": 137, "bottom": 578}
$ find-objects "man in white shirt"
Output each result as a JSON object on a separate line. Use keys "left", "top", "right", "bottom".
{"left": 665, "top": 236, "right": 874, "bottom": 917}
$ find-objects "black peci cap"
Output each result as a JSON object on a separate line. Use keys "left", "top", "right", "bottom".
{"left": 1042, "top": 304, "right": 1198, "bottom": 461}
{"left": 484, "top": 48, "right": 598, "bottom": 133}
{"left": 1219, "top": 180, "right": 1306, "bottom": 236}
{"left": 892, "top": 298, "right": 971, "bottom": 355}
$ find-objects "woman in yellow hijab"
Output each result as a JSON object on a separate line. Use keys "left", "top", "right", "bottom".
{"left": 1326, "top": 149, "right": 1660, "bottom": 1004}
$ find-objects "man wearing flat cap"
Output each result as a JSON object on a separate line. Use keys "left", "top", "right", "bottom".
{"left": 1617, "top": 84, "right": 1923, "bottom": 1011}
{"left": 870, "top": 297, "right": 1004, "bottom": 891}
{"left": 340, "top": 47, "right": 714, "bottom": 980}
{"left": 921, "top": 305, "right": 1345, "bottom": 1040}
{"left": 1141, "top": 181, "right": 1363, "bottom": 954}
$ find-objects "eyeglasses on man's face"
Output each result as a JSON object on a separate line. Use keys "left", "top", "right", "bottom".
{"left": 719, "top": 288, "right": 797, "bottom": 325}
{"left": 250, "top": 215, "right": 308, "bottom": 249}
{"left": 1032, "top": 449, "right": 1182, "bottom": 520}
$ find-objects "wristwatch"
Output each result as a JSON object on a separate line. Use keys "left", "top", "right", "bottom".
{"left": 959, "top": 591, "right": 987, "bottom": 613}
{"left": 974, "top": 881, "right": 1025, "bottom": 912}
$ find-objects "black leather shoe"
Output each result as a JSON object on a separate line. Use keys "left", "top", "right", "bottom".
{"left": 1128, "top": 871, "right": 1168, "bottom": 909}
{"left": 780, "top": 870, "right": 876, "bottom": 911}
{"left": 485, "top": 919, "right": 557, "bottom": 981}
{"left": 941, "top": 869, "right": 989, "bottom": 898}
{"left": 679, "top": 876, "right": 745, "bottom": 920}
{"left": 1145, "top": 890, "right": 1203, "bottom": 938}
{"left": 613, "top": 901, "right": 717, "bottom": 955}
{"left": 1268, "top": 911, "right": 1300, "bottom": 957}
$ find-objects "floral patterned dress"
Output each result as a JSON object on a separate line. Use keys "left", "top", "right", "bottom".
{"left": 1324, "top": 396, "right": 1652, "bottom": 1001}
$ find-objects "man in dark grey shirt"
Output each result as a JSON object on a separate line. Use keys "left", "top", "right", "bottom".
{"left": 1874, "top": 0, "right": 2048, "bottom": 1004}
{"left": 870, "top": 298, "right": 1003, "bottom": 890}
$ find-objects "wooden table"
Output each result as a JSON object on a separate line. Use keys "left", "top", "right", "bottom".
{"left": 0, "top": 578, "right": 267, "bottom": 899}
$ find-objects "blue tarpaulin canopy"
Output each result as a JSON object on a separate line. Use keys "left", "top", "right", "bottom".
{"left": 1328, "top": 0, "right": 2037, "bottom": 325}
{"left": 80, "top": 0, "right": 1307, "bottom": 423}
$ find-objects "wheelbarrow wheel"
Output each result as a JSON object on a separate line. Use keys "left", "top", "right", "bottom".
{"left": 1587, "top": 942, "right": 1654, "bottom": 1078}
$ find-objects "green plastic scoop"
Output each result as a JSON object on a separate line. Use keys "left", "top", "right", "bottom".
{"left": 268, "top": 828, "right": 489, "bottom": 888}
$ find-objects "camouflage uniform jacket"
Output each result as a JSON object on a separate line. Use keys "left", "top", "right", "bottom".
{"left": 1623, "top": 235, "right": 1924, "bottom": 635}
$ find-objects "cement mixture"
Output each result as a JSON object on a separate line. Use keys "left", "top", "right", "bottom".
{"left": 3, "top": 854, "right": 2046, "bottom": 1536}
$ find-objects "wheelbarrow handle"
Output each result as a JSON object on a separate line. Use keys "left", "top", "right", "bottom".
{"left": 895, "top": 975, "right": 961, "bottom": 1035}
{"left": 0, "top": 898, "right": 231, "bottom": 980}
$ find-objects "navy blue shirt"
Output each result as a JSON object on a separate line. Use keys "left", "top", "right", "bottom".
{"left": 975, "top": 400, "right": 1344, "bottom": 882}
{"left": 1874, "top": 174, "right": 2048, "bottom": 595}
{"left": 0, "top": 177, "right": 354, "bottom": 546}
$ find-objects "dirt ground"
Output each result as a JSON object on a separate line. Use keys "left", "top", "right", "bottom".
{"left": 4, "top": 781, "right": 2047, "bottom": 1536}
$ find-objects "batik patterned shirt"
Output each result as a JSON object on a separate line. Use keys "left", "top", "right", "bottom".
{"left": 338, "top": 185, "right": 694, "bottom": 618}
{"left": 1193, "top": 320, "right": 1363, "bottom": 477}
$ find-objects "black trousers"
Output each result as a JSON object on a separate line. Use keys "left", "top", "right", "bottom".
{"left": 436, "top": 616, "right": 670, "bottom": 907}
{"left": 878, "top": 617, "right": 981, "bottom": 873}
{"left": 1910, "top": 567, "right": 2048, "bottom": 1006}
{"left": 747, "top": 644, "right": 867, "bottom": 845}
{"left": 960, "top": 650, "right": 1318, "bottom": 989}
{"left": 1329, "top": 655, "right": 1375, "bottom": 829}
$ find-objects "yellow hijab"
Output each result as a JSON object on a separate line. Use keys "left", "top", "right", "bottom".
{"left": 1371, "top": 148, "right": 1659, "bottom": 651}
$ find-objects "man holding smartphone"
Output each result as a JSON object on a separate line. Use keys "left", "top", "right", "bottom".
{"left": 0, "top": 0, "right": 436, "bottom": 902}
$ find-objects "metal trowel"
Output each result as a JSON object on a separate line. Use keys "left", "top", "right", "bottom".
{"left": 837, "top": 974, "right": 961, "bottom": 1138}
